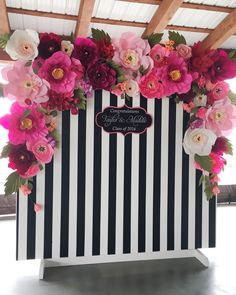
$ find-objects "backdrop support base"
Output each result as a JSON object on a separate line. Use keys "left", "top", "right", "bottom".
{"left": 39, "top": 259, "right": 45, "bottom": 280}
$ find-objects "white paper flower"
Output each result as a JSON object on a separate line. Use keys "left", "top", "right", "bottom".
{"left": 5, "top": 29, "right": 39, "bottom": 61}
{"left": 125, "top": 79, "right": 139, "bottom": 97}
{"left": 193, "top": 94, "right": 207, "bottom": 107}
{"left": 61, "top": 40, "right": 74, "bottom": 57}
{"left": 183, "top": 128, "right": 217, "bottom": 156}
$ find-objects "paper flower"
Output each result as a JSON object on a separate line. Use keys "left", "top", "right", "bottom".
{"left": 72, "top": 37, "right": 98, "bottom": 67}
{"left": 34, "top": 203, "right": 42, "bottom": 212}
{"left": 0, "top": 102, "right": 48, "bottom": 145}
{"left": 61, "top": 40, "right": 74, "bottom": 56}
{"left": 27, "top": 138, "right": 54, "bottom": 164}
{"left": 176, "top": 44, "right": 192, "bottom": 59}
{"left": 21, "top": 164, "right": 41, "bottom": 178}
{"left": 20, "top": 185, "right": 32, "bottom": 196}
{"left": 38, "top": 32, "right": 61, "bottom": 59}
{"left": 5, "top": 29, "right": 39, "bottom": 61}
{"left": 183, "top": 128, "right": 217, "bottom": 156}
{"left": 209, "top": 152, "right": 226, "bottom": 174}
{"left": 193, "top": 94, "right": 207, "bottom": 107}
{"left": 207, "top": 81, "right": 230, "bottom": 105}
{"left": 139, "top": 69, "right": 165, "bottom": 99}
{"left": 150, "top": 44, "right": 170, "bottom": 67}
{"left": 38, "top": 51, "right": 76, "bottom": 93}
{"left": 125, "top": 80, "right": 139, "bottom": 97}
{"left": 1, "top": 61, "right": 50, "bottom": 105}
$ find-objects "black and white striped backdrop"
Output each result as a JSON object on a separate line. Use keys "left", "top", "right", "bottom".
{"left": 16, "top": 90, "right": 216, "bottom": 261}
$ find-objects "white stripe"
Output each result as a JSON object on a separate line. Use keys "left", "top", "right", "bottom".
{"left": 115, "top": 96, "right": 125, "bottom": 254}
{"left": 188, "top": 155, "right": 196, "bottom": 249}
{"left": 68, "top": 114, "right": 79, "bottom": 257}
{"left": 160, "top": 98, "right": 169, "bottom": 251}
{"left": 17, "top": 191, "right": 28, "bottom": 260}
{"left": 145, "top": 99, "right": 155, "bottom": 253}
{"left": 130, "top": 95, "right": 140, "bottom": 253}
{"left": 100, "top": 91, "right": 110, "bottom": 255}
{"left": 202, "top": 181, "right": 209, "bottom": 248}
{"left": 35, "top": 168, "right": 45, "bottom": 258}
{"left": 52, "top": 113, "right": 62, "bottom": 259}
{"left": 84, "top": 93, "right": 95, "bottom": 256}
{"left": 174, "top": 103, "right": 183, "bottom": 251}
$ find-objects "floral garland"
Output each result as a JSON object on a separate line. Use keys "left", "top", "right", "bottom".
{"left": 0, "top": 28, "right": 236, "bottom": 211}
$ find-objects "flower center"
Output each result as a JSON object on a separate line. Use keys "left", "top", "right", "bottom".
{"left": 123, "top": 50, "right": 139, "bottom": 66}
{"left": 52, "top": 68, "right": 64, "bottom": 80}
{"left": 48, "top": 46, "right": 55, "bottom": 52}
{"left": 20, "top": 118, "right": 33, "bottom": 130}
{"left": 38, "top": 145, "right": 46, "bottom": 153}
{"left": 19, "top": 155, "right": 25, "bottom": 160}
{"left": 193, "top": 133, "right": 204, "bottom": 144}
{"left": 20, "top": 41, "right": 34, "bottom": 55}
{"left": 169, "top": 70, "right": 181, "bottom": 81}
{"left": 214, "top": 111, "right": 224, "bottom": 122}
{"left": 148, "top": 80, "right": 155, "bottom": 89}
{"left": 24, "top": 80, "right": 33, "bottom": 88}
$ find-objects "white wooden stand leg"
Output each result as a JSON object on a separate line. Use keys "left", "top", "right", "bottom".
{"left": 194, "top": 249, "right": 209, "bottom": 267}
{"left": 39, "top": 259, "right": 45, "bottom": 280}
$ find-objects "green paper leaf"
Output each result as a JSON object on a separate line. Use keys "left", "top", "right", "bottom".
{"left": 0, "top": 33, "right": 10, "bottom": 49}
{"left": 204, "top": 175, "right": 214, "bottom": 200}
{"left": 51, "top": 110, "right": 58, "bottom": 117}
{"left": 50, "top": 129, "right": 60, "bottom": 148}
{"left": 145, "top": 33, "right": 163, "bottom": 48}
{"left": 91, "top": 28, "right": 111, "bottom": 43}
{"left": 228, "top": 90, "right": 236, "bottom": 105}
{"left": 0, "top": 143, "right": 12, "bottom": 159}
{"left": 37, "top": 106, "right": 48, "bottom": 114}
{"left": 4, "top": 172, "right": 21, "bottom": 196}
{"left": 23, "top": 109, "right": 32, "bottom": 118}
{"left": 0, "top": 83, "right": 4, "bottom": 98}
{"left": 69, "top": 32, "right": 74, "bottom": 43}
{"left": 198, "top": 174, "right": 204, "bottom": 186}
{"left": 194, "top": 154, "right": 213, "bottom": 173}
{"left": 168, "top": 31, "right": 186, "bottom": 46}
{"left": 25, "top": 61, "right": 32, "bottom": 67}
{"left": 228, "top": 50, "right": 236, "bottom": 59}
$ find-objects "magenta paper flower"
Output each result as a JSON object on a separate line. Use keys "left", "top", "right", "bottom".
{"left": 206, "top": 100, "right": 236, "bottom": 136}
{"left": 72, "top": 37, "right": 98, "bottom": 67}
{"left": 150, "top": 44, "right": 170, "bottom": 67}
{"left": 210, "top": 152, "right": 226, "bottom": 174}
{"left": 0, "top": 102, "right": 48, "bottom": 145}
{"left": 1, "top": 60, "right": 50, "bottom": 105}
{"left": 161, "top": 51, "right": 193, "bottom": 96}
{"left": 207, "top": 81, "right": 230, "bottom": 105}
{"left": 139, "top": 69, "right": 165, "bottom": 99}
{"left": 27, "top": 138, "right": 54, "bottom": 164}
{"left": 21, "top": 164, "right": 41, "bottom": 178}
{"left": 38, "top": 51, "right": 76, "bottom": 93}
{"left": 113, "top": 32, "right": 152, "bottom": 72}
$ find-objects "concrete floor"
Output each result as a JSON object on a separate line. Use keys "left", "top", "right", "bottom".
{"left": 0, "top": 205, "right": 236, "bottom": 295}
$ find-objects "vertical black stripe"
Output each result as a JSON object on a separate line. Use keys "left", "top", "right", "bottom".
{"left": 60, "top": 110, "right": 70, "bottom": 257}
{"left": 108, "top": 93, "right": 117, "bottom": 255}
{"left": 27, "top": 177, "right": 36, "bottom": 259}
{"left": 138, "top": 96, "right": 147, "bottom": 253}
{"left": 44, "top": 160, "right": 53, "bottom": 258}
{"left": 209, "top": 197, "right": 216, "bottom": 247}
{"left": 195, "top": 169, "right": 202, "bottom": 248}
{"left": 123, "top": 97, "right": 132, "bottom": 254}
{"left": 77, "top": 108, "right": 86, "bottom": 256}
{"left": 167, "top": 99, "right": 176, "bottom": 250}
{"left": 16, "top": 192, "right": 19, "bottom": 260}
{"left": 153, "top": 99, "right": 162, "bottom": 252}
{"left": 92, "top": 90, "right": 102, "bottom": 255}
{"left": 181, "top": 112, "right": 190, "bottom": 249}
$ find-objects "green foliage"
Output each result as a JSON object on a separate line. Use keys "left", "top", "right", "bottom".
{"left": 228, "top": 50, "right": 236, "bottom": 59}
{"left": 91, "top": 28, "right": 111, "bottom": 43}
{"left": 0, "top": 143, "right": 12, "bottom": 159}
{"left": 0, "top": 83, "right": 4, "bottom": 97}
{"left": 145, "top": 33, "right": 163, "bottom": 48}
{"left": 4, "top": 172, "right": 21, "bottom": 196}
{"left": 194, "top": 154, "right": 212, "bottom": 173}
{"left": 203, "top": 175, "right": 214, "bottom": 200}
{"left": 23, "top": 109, "right": 32, "bottom": 118}
{"left": 50, "top": 129, "right": 60, "bottom": 148}
{"left": 107, "top": 59, "right": 125, "bottom": 83}
{"left": 0, "top": 33, "right": 10, "bottom": 49}
{"left": 74, "top": 88, "right": 87, "bottom": 110}
{"left": 168, "top": 31, "right": 186, "bottom": 46}
{"left": 69, "top": 32, "right": 74, "bottom": 43}
{"left": 228, "top": 90, "right": 236, "bottom": 105}
{"left": 25, "top": 61, "right": 32, "bottom": 67}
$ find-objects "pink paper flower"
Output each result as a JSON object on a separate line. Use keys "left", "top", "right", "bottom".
{"left": 196, "top": 107, "right": 208, "bottom": 119}
{"left": 210, "top": 152, "right": 226, "bottom": 174}
{"left": 34, "top": 203, "right": 42, "bottom": 213}
{"left": 139, "top": 69, "right": 165, "bottom": 99}
{"left": 27, "top": 138, "right": 54, "bottom": 164}
{"left": 21, "top": 164, "right": 41, "bottom": 178}
{"left": 206, "top": 100, "right": 236, "bottom": 136}
{"left": 113, "top": 32, "right": 152, "bottom": 72}
{"left": 38, "top": 51, "right": 76, "bottom": 93}
{"left": 160, "top": 51, "right": 193, "bottom": 96}
{"left": 208, "top": 81, "right": 230, "bottom": 105}
{"left": 71, "top": 58, "right": 84, "bottom": 86}
{"left": 1, "top": 61, "right": 50, "bottom": 105}
{"left": 176, "top": 44, "right": 192, "bottom": 59}
{"left": 20, "top": 184, "right": 32, "bottom": 196}
{"left": 0, "top": 102, "right": 48, "bottom": 145}
{"left": 72, "top": 37, "right": 98, "bottom": 67}
{"left": 212, "top": 186, "right": 220, "bottom": 195}
{"left": 150, "top": 44, "right": 170, "bottom": 67}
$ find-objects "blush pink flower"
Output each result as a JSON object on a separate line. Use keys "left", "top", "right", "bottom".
{"left": 176, "top": 44, "right": 192, "bottom": 60}
{"left": 150, "top": 44, "right": 170, "bottom": 67}
{"left": 113, "top": 32, "right": 152, "bottom": 71}
{"left": 21, "top": 164, "right": 41, "bottom": 178}
{"left": 207, "top": 81, "right": 230, "bottom": 105}
{"left": 206, "top": 101, "right": 236, "bottom": 136}
{"left": 212, "top": 186, "right": 220, "bottom": 195}
{"left": 0, "top": 102, "right": 48, "bottom": 145}
{"left": 34, "top": 203, "right": 42, "bottom": 213}
{"left": 38, "top": 51, "right": 76, "bottom": 93}
{"left": 1, "top": 61, "right": 50, "bottom": 105}
{"left": 139, "top": 69, "right": 165, "bottom": 99}
{"left": 160, "top": 51, "right": 193, "bottom": 96}
{"left": 20, "top": 184, "right": 32, "bottom": 196}
{"left": 196, "top": 107, "right": 208, "bottom": 119}
{"left": 27, "top": 138, "right": 54, "bottom": 164}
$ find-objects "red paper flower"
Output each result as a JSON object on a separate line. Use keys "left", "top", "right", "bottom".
{"left": 72, "top": 37, "right": 98, "bottom": 67}
{"left": 38, "top": 32, "right": 61, "bottom": 59}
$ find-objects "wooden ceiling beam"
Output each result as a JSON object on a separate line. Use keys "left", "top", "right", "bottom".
{"left": 0, "top": 0, "right": 10, "bottom": 34}
{"left": 118, "top": 0, "right": 233, "bottom": 13}
{"left": 142, "top": 0, "right": 184, "bottom": 37}
{"left": 75, "top": 0, "right": 96, "bottom": 37}
{"left": 201, "top": 8, "right": 236, "bottom": 50}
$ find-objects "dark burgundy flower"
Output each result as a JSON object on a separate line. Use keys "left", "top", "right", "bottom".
{"left": 38, "top": 33, "right": 61, "bottom": 59}
{"left": 178, "top": 88, "right": 196, "bottom": 103}
{"left": 8, "top": 144, "right": 37, "bottom": 175}
{"left": 95, "top": 40, "right": 115, "bottom": 59}
{"left": 72, "top": 38, "right": 98, "bottom": 67}
{"left": 207, "top": 50, "right": 236, "bottom": 83}
{"left": 87, "top": 59, "right": 117, "bottom": 91}
{"left": 190, "top": 42, "right": 214, "bottom": 74}
{"left": 212, "top": 137, "right": 229, "bottom": 155}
